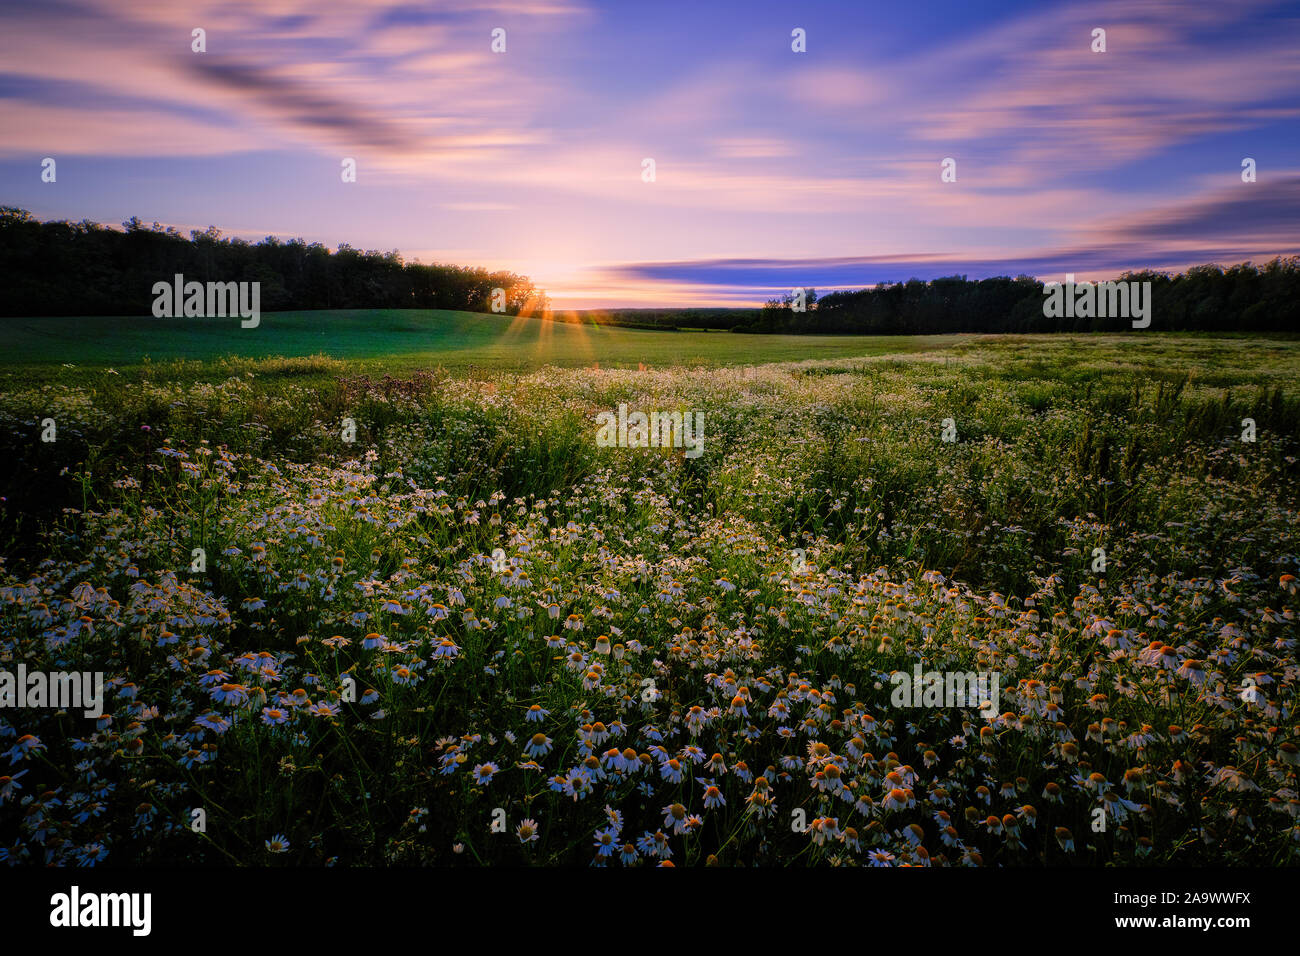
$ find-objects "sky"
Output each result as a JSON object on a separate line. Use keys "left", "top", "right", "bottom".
{"left": 2, "top": 0, "right": 1298, "bottom": 308}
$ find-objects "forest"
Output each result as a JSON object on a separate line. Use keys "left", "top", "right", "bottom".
{"left": 745, "top": 261, "right": 1300, "bottom": 333}
{"left": 3, "top": 207, "right": 1296, "bottom": 334}
{"left": 0, "top": 207, "right": 546, "bottom": 317}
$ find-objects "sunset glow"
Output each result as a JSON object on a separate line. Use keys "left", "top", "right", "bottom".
{"left": 2, "top": 0, "right": 1298, "bottom": 306}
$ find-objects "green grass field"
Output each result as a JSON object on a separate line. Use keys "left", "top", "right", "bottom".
{"left": 0, "top": 309, "right": 963, "bottom": 374}
{"left": 2, "top": 327, "right": 1298, "bottom": 867}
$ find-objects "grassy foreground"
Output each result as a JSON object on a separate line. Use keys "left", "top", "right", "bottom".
{"left": 0, "top": 333, "right": 1297, "bottom": 866}
{"left": 0, "top": 309, "right": 961, "bottom": 374}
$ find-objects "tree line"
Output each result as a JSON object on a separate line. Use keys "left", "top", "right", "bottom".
{"left": 3, "top": 205, "right": 1296, "bottom": 332}
{"left": 0, "top": 207, "right": 547, "bottom": 317}
{"left": 742, "top": 260, "right": 1300, "bottom": 333}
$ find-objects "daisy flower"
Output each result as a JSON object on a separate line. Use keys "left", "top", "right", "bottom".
{"left": 563, "top": 768, "right": 593, "bottom": 801}
{"left": 1208, "top": 766, "right": 1260, "bottom": 792}
{"left": 195, "top": 711, "right": 232, "bottom": 733}
{"left": 76, "top": 843, "right": 108, "bottom": 866}
{"left": 0, "top": 770, "right": 28, "bottom": 803}
{"left": 210, "top": 683, "right": 250, "bottom": 706}
{"left": 614, "top": 747, "right": 641, "bottom": 774}
{"left": 1175, "top": 659, "right": 1206, "bottom": 685}
{"left": 593, "top": 826, "right": 619, "bottom": 857}
{"left": 660, "top": 757, "right": 684, "bottom": 784}
{"left": 4, "top": 735, "right": 45, "bottom": 765}
{"left": 472, "top": 763, "right": 499, "bottom": 786}
{"left": 431, "top": 638, "right": 460, "bottom": 660}
{"left": 581, "top": 754, "right": 608, "bottom": 781}
{"left": 261, "top": 707, "right": 290, "bottom": 726}
{"left": 663, "top": 803, "right": 689, "bottom": 834}
{"left": 882, "top": 788, "right": 913, "bottom": 812}
{"left": 265, "top": 834, "right": 290, "bottom": 854}
{"left": 746, "top": 785, "right": 776, "bottom": 818}
{"left": 516, "top": 819, "right": 539, "bottom": 844}
{"left": 524, "top": 733, "right": 553, "bottom": 759}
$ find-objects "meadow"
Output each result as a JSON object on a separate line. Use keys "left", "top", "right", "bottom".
{"left": 0, "top": 328, "right": 1297, "bottom": 867}
{"left": 0, "top": 309, "right": 960, "bottom": 374}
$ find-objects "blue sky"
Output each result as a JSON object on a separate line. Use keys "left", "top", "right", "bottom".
{"left": 2, "top": 0, "right": 1298, "bottom": 307}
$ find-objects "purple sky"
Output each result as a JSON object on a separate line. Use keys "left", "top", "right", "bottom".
{"left": 2, "top": 0, "right": 1298, "bottom": 308}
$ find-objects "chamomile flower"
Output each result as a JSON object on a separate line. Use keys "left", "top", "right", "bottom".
{"left": 261, "top": 707, "right": 290, "bottom": 726}
{"left": 210, "top": 683, "right": 250, "bottom": 706}
{"left": 563, "top": 768, "right": 593, "bottom": 801}
{"left": 679, "top": 745, "right": 706, "bottom": 764}
{"left": 524, "top": 732, "right": 553, "bottom": 759}
{"left": 431, "top": 638, "right": 460, "bottom": 660}
{"left": 516, "top": 819, "right": 539, "bottom": 844}
{"left": 593, "top": 826, "right": 619, "bottom": 857}
{"left": 0, "top": 770, "right": 28, "bottom": 803}
{"left": 663, "top": 802, "right": 689, "bottom": 834}
{"left": 265, "top": 834, "right": 290, "bottom": 854}
{"left": 660, "top": 757, "right": 684, "bottom": 784}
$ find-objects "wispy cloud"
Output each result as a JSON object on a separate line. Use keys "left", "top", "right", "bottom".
{"left": 599, "top": 175, "right": 1300, "bottom": 299}
{"left": 1, "top": 0, "right": 1297, "bottom": 306}
{"left": 0, "top": 0, "right": 583, "bottom": 165}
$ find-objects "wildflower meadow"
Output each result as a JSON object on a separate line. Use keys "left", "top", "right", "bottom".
{"left": 1, "top": 333, "right": 1296, "bottom": 868}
